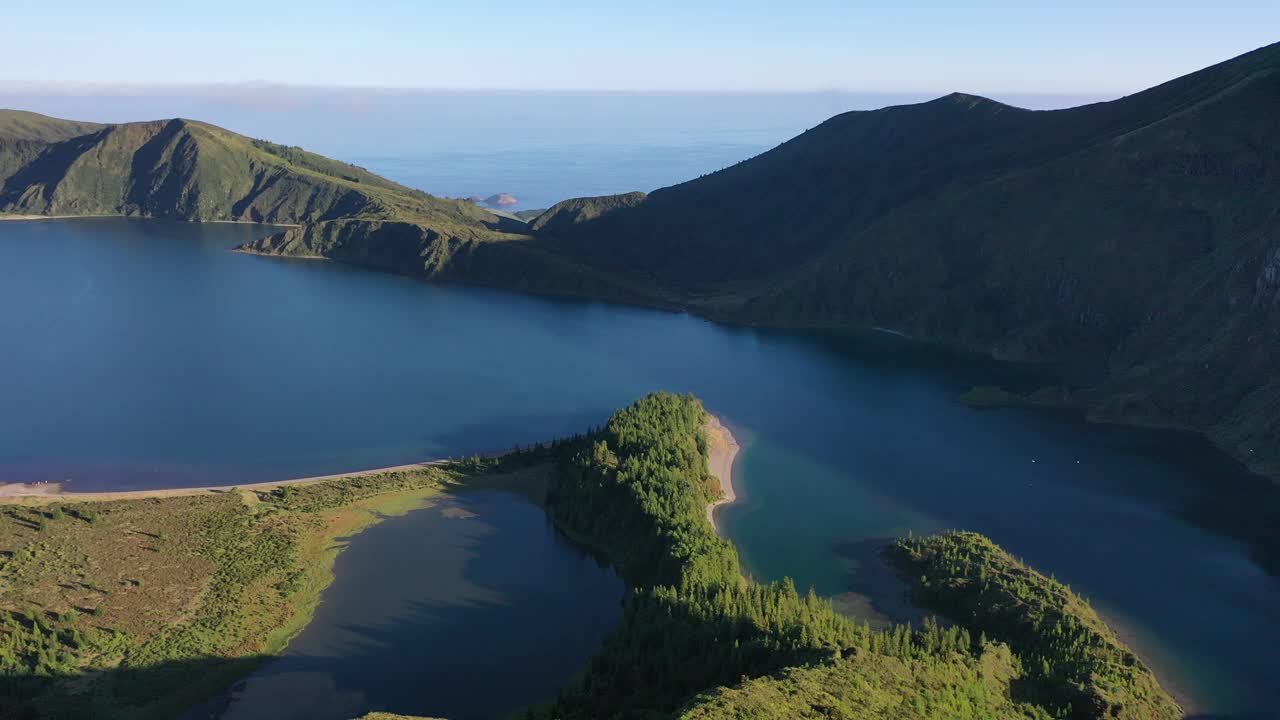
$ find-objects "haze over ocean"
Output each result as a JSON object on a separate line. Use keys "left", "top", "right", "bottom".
{"left": 0, "top": 89, "right": 1106, "bottom": 210}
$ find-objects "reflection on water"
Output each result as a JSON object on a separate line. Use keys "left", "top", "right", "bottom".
{"left": 3, "top": 220, "right": 1277, "bottom": 717}
{"left": 203, "top": 492, "right": 622, "bottom": 720}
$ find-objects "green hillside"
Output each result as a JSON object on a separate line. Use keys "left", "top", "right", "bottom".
{"left": 0, "top": 112, "right": 511, "bottom": 239}
{"left": 231, "top": 43, "right": 1280, "bottom": 492}
{"left": 5, "top": 41, "right": 1278, "bottom": 495}
{"left": 526, "top": 42, "right": 1280, "bottom": 490}
{"left": 535, "top": 393, "right": 1176, "bottom": 720}
{"left": 0, "top": 394, "right": 1178, "bottom": 719}
{"left": 0, "top": 110, "right": 105, "bottom": 143}
{"left": 527, "top": 190, "right": 646, "bottom": 233}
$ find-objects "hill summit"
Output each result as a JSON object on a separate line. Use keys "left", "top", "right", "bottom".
{"left": 3, "top": 41, "right": 1279, "bottom": 485}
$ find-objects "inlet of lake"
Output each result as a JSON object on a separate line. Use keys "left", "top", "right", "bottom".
{"left": 187, "top": 491, "right": 623, "bottom": 720}
{"left": 3, "top": 219, "right": 1277, "bottom": 719}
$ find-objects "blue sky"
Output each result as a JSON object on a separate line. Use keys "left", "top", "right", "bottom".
{"left": 4, "top": 1, "right": 1277, "bottom": 93}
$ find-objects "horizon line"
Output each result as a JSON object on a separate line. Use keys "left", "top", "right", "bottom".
{"left": 0, "top": 80, "right": 1117, "bottom": 101}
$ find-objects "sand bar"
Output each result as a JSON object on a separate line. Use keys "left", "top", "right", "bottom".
{"left": 704, "top": 414, "right": 740, "bottom": 532}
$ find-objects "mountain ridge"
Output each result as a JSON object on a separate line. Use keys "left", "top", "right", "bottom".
{"left": 517, "top": 41, "right": 1280, "bottom": 487}
{"left": 0, "top": 112, "right": 514, "bottom": 238}
{"left": 3, "top": 42, "right": 1278, "bottom": 495}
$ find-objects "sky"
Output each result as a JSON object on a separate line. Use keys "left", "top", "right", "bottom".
{"left": 3, "top": 1, "right": 1277, "bottom": 95}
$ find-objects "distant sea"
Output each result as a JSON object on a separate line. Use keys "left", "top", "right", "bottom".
{"left": 0, "top": 88, "right": 1107, "bottom": 210}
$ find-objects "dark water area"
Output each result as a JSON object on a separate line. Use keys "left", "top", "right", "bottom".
{"left": 2, "top": 219, "right": 1277, "bottom": 717}
{"left": 200, "top": 491, "right": 622, "bottom": 720}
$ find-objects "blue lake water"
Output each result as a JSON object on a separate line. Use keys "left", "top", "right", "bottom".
{"left": 2, "top": 218, "right": 1277, "bottom": 718}
{"left": 202, "top": 491, "right": 622, "bottom": 720}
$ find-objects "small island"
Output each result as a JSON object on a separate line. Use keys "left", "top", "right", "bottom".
{"left": 481, "top": 193, "right": 518, "bottom": 207}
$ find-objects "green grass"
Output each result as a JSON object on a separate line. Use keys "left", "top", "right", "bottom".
{"left": 0, "top": 396, "right": 1182, "bottom": 720}
{"left": 0, "top": 463, "right": 551, "bottom": 720}
{"left": 0, "top": 113, "right": 513, "bottom": 238}
{"left": 224, "top": 43, "right": 1280, "bottom": 495}
{"left": 0, "top": 109, "right": 105, "bottom": 142}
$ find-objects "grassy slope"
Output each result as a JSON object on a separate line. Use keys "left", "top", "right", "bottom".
{"left": 0, "top": 110, "right": 105, "bottom": 143}
{"left": 0, "top": 396, "right": 1178, "bottom": 720}
{"left": 235, "top": 44, "right": 1280, "bottom": 493}
{"left": 6, "top": 50, "right": 1279, "bottom": 494}
{"left": 527, "top": 191, "right": 646, "bottom": 233}
{"left": 8, "top": 46, "right": 1274, "bottom": 497}
{"left": 519, "top": 43, "right": 1280, "bottom": 489}
{"left": 0, "top": 112, "right": 509, "bottom": 235}
{"left": 0, "top": 464, "right": 546, "bottom": 720}
{"left": 0, "top": 111, "right": 107, "bottom": 189}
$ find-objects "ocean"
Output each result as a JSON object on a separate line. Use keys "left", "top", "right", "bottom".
{"left": 0, "top": 88, "right": 1105, "bottom": 210}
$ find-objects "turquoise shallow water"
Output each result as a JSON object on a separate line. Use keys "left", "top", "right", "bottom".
{"left": 2, "top": 218, "right": 1277, "bottom": 718}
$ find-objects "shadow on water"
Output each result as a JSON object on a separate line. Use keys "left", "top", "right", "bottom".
{"left": 417, "top": 410, "right": 608, "bottom": 459}
{"left": 183, "top": 491, "right": 624, "bottom": 720}
{"left": 5, "top": 219, "right": 1279, "bottom": 717}
{"left": 827, "top": 537, "right": 932, "bottom": 630}
{"left": 751, "top": 325, "right": 1280, "bottom": 579}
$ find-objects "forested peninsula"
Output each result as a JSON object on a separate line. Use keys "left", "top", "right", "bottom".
{"left": 0, "top": 393, "right": 1178, "bottom": 719}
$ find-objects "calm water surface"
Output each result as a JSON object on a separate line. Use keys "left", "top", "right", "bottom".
{"left": 202, "top": 491, "right": 621, "bottom": 720}
{"left": 2, "top": 219, "right": 1277, "bottom": 718}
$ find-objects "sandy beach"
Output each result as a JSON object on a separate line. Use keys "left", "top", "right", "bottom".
{"left": 0, "top": 460, "right": 448, "bottom": 502}
{"left": 704, "top": 414, "right": 740, "bottom": 532}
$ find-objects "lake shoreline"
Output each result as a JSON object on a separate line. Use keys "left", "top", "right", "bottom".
{"left": 705, "top": 414, "right": 740, "bottom": 533}
{"left": 14, "top": 214, "right": 1273, "bottom": 490}
{"left": 1, "top": 418, "right": 744, "bottom": 524}
{"left": 0, "top": 460, "right": 449, "bottom": 501}
{"left": 250, "top": 241, "right": 1279, "bottom": 487}
{"left": 0, "top": 212, "right": 298, "bottom": 227}
{"left": 0, "top": 213, "right": 122, "bottom": 221}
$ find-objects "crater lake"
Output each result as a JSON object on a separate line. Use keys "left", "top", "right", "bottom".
{"left": 2, "top": 218, "right": 1277, "bottom": 718}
